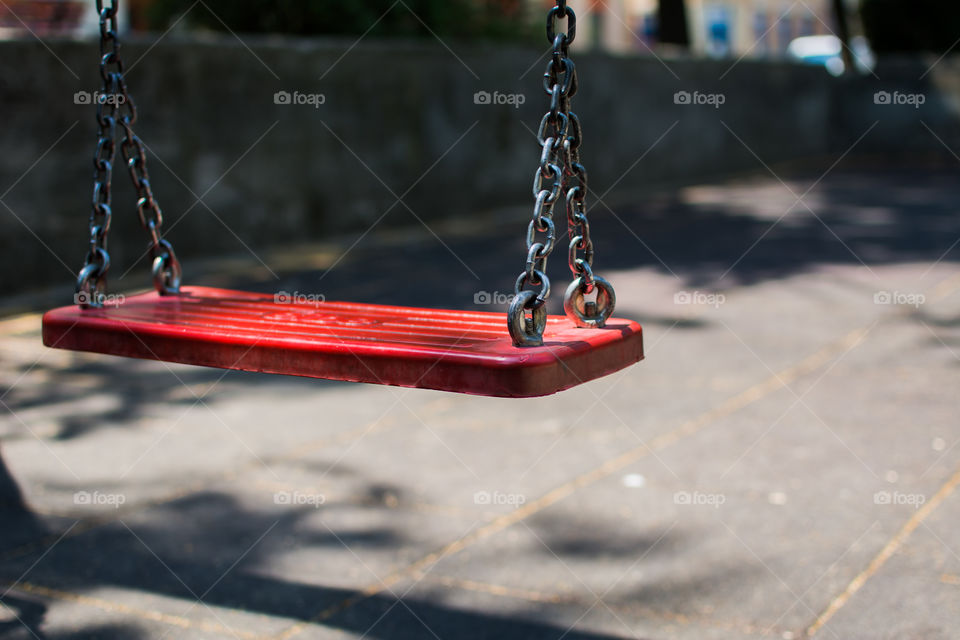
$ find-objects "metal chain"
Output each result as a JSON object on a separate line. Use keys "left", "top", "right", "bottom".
{"left": 75, "top": 0, "right": 180, "bottom": 307}
{"left": 509, "top": 0, "right": 614, "bottom": 346}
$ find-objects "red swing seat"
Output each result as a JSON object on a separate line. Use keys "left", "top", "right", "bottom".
{"left": 42, "top": 287, "right": 643, "bottom": 398}
{"left": 45, "top": 1, "right": 644, "bottom": 396}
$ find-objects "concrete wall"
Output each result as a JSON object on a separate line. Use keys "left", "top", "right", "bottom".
{"left": 1, "top": 36, "right": 957, "bottom": 294}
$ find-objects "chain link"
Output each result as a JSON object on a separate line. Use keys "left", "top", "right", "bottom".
{"left": 75, "top": 0, "right": 180, "bottom": 307}
{"left": 509, "top": 0, "right": 613, "bottom": 346}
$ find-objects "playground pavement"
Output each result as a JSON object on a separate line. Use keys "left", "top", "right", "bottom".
{"left": 1, "top": 164, "right": 960, "bottom": 639}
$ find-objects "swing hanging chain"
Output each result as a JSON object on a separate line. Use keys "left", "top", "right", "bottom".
{"left": 75, "top": 0, "right": 180, "bottom": 308}
{"left": 509, "top": 0, "right": 614, "bottom": 346}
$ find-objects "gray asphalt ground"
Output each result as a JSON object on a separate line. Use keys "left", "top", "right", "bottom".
{"left": 1, "top": 164, "right": 960, "bottom": 639}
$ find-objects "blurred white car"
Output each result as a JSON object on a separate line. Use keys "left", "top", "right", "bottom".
{"left": 787, "top": 34, "right": 876, "bottom": 75}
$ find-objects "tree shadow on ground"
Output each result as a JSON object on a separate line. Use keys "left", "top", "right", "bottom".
{"left": 0, "top": 486, "right": 697, "bottom": 639}
{"left": 6, "top": 164, "right": 958, "bottom": 443}
{"left": 248, "top": 164, "right": 960, "bottom": 310}
{"left": 1, "top": 162, "right": 957, "bottom": 638}
{"left": 0, "top": 355, "right": 349, "bottom": 442}
{"left": 0, "top": 446, "right": 47, "bottom": 552}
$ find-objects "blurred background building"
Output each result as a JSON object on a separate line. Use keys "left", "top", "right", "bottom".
{"left": 0, "top": 0, "right": 856, "bottom": 57}
{"left": 533, "top": 0, "right": 859, "bottom": 58}
{"left": 0, "top": 0, "right": 126, "bottom": 37}
{"left": 0, "top": 0, "right": 956, "bottom": 296}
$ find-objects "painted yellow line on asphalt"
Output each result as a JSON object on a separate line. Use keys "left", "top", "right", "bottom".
{"left": 6, "top": 581, "right": 263, "bottom": 640}
{"left": 426, "top": 574, "right": 568, "bottom": 604}
{"left": 802, "top": 269, "right": 960, "bottom": 637}
{"left": 806, "top": 464, "right": 960, "bottom": 638}
{"left": 928, "top": 272, "right": 960, "bottom": 302}
{"left": 426, "top": 574, "right": 787, "bottom": 637}
{"left": 275, "top": 325, "right": 872, "bottom": 640}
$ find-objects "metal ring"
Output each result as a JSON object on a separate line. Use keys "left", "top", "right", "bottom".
{"left": 568, "top": 235, "right": 594, "bottom": 275}
{"left": 508, "top": 290, "right": 548, "bottom": 347}
{"left": 152, "top": 256, "right": 182, "bottom": 295}
{"left": 118, "top": 95, "right": 137, "bottom": 125}
{"left": 548, "top": 82, "right": 562, "bottom": 117}
{"left": 152, "top": 240, "right": 182, "bottom": 295}
{"left": 532, "top": 189, "right": 552, "bottom": 225}
{"left": 539, "top": 138, "right": 556, "bottom": 177}
{"left": 533, "top": 164, "right": 563, "bottom": 204}
{"left": 565, "top": 186, "right": 584, "bottom": 223}
{"left": 527, "top": 217, "right": 555, "bottom": 252}
{"left": 92, "top": 181, "right": 112, "bottom": 207}
{"left": 96, "top": 0, "right": 118, "bottom": 16}
{"left": 537, "top": 111, "right": 568, "bottom": 146}
{"left": 546, "top": 5, "right": 576, "bottom": 47}
{"left": 575, "top": 260, "right": 596, "bottom": 291}
{"left": 564, "top": 275, "right": 616, "bottom": 329}
{"left": 525, "top": 244, "right": 545, "bottom": 282}
{"left": 137, "top": 197, "right": 162, "bottom": 229}
{"left": 91, "top": 200, "right": 112, "bottom": 223}
{"left": 75, "top": 263, "right": 102, "bottom": 290}
{"left": 75, "top": 262, "right": 108, "bottom": 308}
{"left": 96, "top": 107, "right": 116, "bottom": 130}
{"left": 514, "top": 270, "right": 550, "bottom": 305}
{"left": 85, "top": 247, "right": 110, "bottom": 271}
{"left": 90, "top": 223, "right": 109, "bottom": 246}
{"left": 567, "top": 112, "right": 583, "bottom": 148}
{"left": 569, "top": 159, "right": 587, "bottom": 184}
{"left": 543, "top": 57, "right": 575, "bottom": 97}
{"left": 99, "top": 54, "right": 123, "bottom": 84}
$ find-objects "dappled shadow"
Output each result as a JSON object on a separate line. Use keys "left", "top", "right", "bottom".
{"left": 0, "top": 446, "right": 47, "bottom": 552}
{"left": 0, "top": 594, "right": 48, "bottom": 639}
{"left": 1, "top": 162, "right": 959, "bottom": 637}
{"left": 526, "top": 510, "right": 688, "bottom": 559}
{"left": 3, "top": 163, "right": 956, "bottom": 444}
{"left": 0, "top": 486, "right": 689, "bottom": 639}
{"left": 521, "top": 509, "right": 765, "bottom": 619}
{"left": 235, "top": 164, "right": 960, "bottom": 310}
{"left": 0, "top": 351, "right": 349, "bottom": 442}
{"left": 1, "top": 594, "right": 144, "bottom": 640}
{"left": 0, "top": 446, "right": 28, "bottom": 511}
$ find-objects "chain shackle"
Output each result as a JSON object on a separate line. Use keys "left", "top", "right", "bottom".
{"left": 564, "top": 275, "right": 615, "bottom": 329}
{"left": 508, "top": 290, "right": 548, "bottom": 347}
{"left": 74, "top": 0, "right": 180, "bottom": 308}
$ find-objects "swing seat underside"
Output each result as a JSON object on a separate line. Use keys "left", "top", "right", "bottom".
{"left": 41, "top": 287, "right": 643, "bottom": 398}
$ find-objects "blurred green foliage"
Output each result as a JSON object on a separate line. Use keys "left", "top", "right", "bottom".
{"left": 860, "top": 0, "right": 960, "bottom": 53}
{"left": 144, "top": 0, "right": 538, "bottom": 41}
